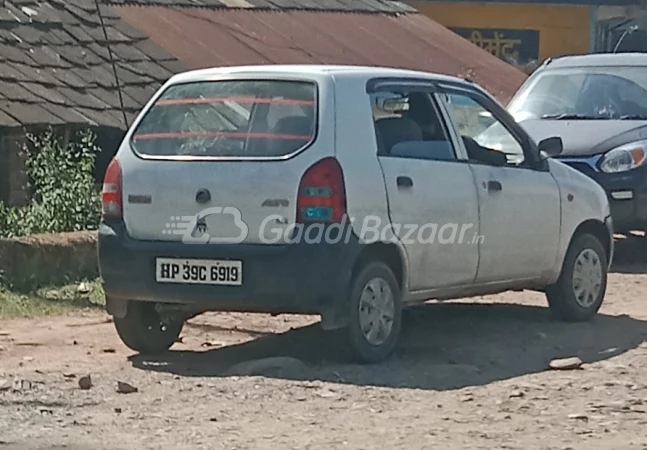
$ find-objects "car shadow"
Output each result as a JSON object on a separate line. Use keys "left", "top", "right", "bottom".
{"left": 130, "top": 302, "right": 647, "bottom": 391}
{"left": 612, "top": 234, "right": 647, "bottom": 274}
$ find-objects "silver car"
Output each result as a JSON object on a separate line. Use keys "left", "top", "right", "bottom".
{"left": 99, "top": 65, "right": 613, "bottom": 363}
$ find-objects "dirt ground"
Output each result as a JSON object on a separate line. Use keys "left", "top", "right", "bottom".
{"left": 2, "top": 238, "right": 647, "bottom": 450}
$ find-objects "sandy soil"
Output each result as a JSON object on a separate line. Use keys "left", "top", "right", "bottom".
{"left": 2, "top": 239, "right": 647, "bottom": 450}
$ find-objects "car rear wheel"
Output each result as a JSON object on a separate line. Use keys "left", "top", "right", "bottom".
{"left": 113, "top": 301, "right": 184, "bottom": 354}
{"left": 546, "top": 233, "right": 608, "bottom": 322}
{"left": 342, "top": 261, "right": 402, "bottom": 363}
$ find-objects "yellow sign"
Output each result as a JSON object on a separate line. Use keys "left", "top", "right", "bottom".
{"left": 468, "top": 30, "right": 521, "bottom": 61}
{"left": 451, "top": 28, "right": 540, "bottom": 67}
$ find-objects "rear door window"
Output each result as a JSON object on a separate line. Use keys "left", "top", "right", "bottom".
{"left": 131, "top": 80, "right": 317, "bottom": 158}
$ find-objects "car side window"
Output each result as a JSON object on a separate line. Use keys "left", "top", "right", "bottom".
{"left": 443, "top": 93, "right": 526, "bottom": 167}
{"left": 369, "top": 90, "right": 456, "bottom": 161}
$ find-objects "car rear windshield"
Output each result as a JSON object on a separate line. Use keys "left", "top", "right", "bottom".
{"left": 131, "top": 80, "right": 317, "bottom": 158}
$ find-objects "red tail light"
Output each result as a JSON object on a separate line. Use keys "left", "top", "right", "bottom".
{"left": 102, "top": 158, "right": 123, "bottom": 219}
{"left": 297, "top": 157, "right": 347, "bottom": 223}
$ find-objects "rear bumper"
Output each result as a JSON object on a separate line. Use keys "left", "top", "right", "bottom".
{"left": 98, "top": 221, "right": 362, "bottom": 319}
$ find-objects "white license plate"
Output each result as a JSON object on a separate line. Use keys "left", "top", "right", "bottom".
{"left": 155, "top": 258, "right": 242, "bottom": 286}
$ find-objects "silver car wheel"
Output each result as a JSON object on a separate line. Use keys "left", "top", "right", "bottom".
{"left": 358, "top": 277, "right": 395, "bottom": 346}
{"left": 572, "top": 248, "right": 603, "bottom": 308}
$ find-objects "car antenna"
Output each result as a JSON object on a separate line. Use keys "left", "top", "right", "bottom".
{"left": 94, "top": 0, "right": 129, "bottom": 129}
{"left": 614, "top": 25, "right": 639, "bottom": 53}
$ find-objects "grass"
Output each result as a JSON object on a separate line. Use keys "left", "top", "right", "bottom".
{"left": 0, "top": 279, "right": 105, "bottom": 320}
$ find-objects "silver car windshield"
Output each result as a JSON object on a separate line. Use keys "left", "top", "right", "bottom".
{"left": 508, "top": 65, "right": 647, "bottom": 121}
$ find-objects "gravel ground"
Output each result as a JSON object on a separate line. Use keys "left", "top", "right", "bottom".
{"left": 2, "top": 239, "right": 647, "bottom": 450}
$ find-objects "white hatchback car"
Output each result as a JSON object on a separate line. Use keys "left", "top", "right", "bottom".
{"left": 99, "top": 65, "right": 613, "bottom": 363}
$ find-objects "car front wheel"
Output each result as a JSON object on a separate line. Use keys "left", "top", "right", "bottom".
{"left": 546, "top": 233, "right": 608, "bottom": 322}
{"left": 342, "top": 261, "right": 402, "bottom": 363}
{"left": 113, "top": 301, "right": 184, "bottom": 354}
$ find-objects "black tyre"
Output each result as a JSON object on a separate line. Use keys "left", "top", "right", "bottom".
{"left": 113, "top": 301, "right": 183, "bottom": 354}
{"left": 546, "top": 233, "right": 608, "bottom": 322}
{"left": 342, "top": 261, "right": 402, "bottom": 363}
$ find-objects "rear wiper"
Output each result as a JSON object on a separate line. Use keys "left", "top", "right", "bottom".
{"left": 619, "top": 115, "right": 647, "bottom": 120}
{"left": 541, "top": 113, "right": 602, "bottom": 120}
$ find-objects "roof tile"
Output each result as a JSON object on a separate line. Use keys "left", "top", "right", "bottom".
{"left": 0, "top": 107, "right": 21, "bottom": 127}
{"left": 27, "top": 45, "right": 72, "bottom": 67}
{"left": 13, "top": 64, "right": 63, "bottom": 85}
{"left": 157, "top": 58, "right": 187, "bottom": 74}
{"left": 46, "top": 29, "right": 76, "bottom": 45}
{"left": 0, "top": 0, "right": 191, "bottom": 127}
{"left": 110, "top": 42, "right": 151, "bottom": 61}
{"left": 57, "top": 86, "right": 111, "bottom": 109}
{"left": 76, "top": 106, "right": 123, "bottom": 128}
{"left": 133, "top": 39, "right": 175, "bottom": 61}
{"left": 61, "top": 24, "right": 95, "bottom": 43}
{"left": 0, "top": 80, "right": 41, "bottom": 102}
{"left": 0, "top": 42, "right": 35, "bottom": 64}
{"left": 19, "top": 82, "right": 71, "bottom": 104}
{"left": 49, "top": 66, "right": 89, "bottom": 88}
{"left": 65, "top": 3, "right": 101, "bottom": 25}
{"left": 40, "top": 102, "right": 95, "bottom": 124}
{"left": 41, "top": 3, "right": 80, "bottom": 24}
{"left": 10, "top": 25, "right": 46, "bottom": 44}
{"left": 86, "top": 86, "right": 123, "bottom": 109}
{"left": 111, "top": 18, "right": 149, "bottom": 39}
{"left": 0, "top": 61, "right": 28, "bottom": 81}
{"left": 76, "top": 65, "right": 118, "bottom": 88}
{"left": 2, "top": 101, "right": 65, "bottom": 125}
{"left": 123, "top": 85, "right": 158, "bottom": 105}
{"left": 126, "top": 60, "right": 173, "bottom": 81}
{"left": 53, "top": 44, "right": 103, "bottom": 66}
{"left": 115, "top": 63, "right": 153, "bottom": 84}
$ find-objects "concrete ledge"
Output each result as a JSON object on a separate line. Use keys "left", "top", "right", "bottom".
{"left": 0, "top": 231, "right": 98, "bottom": 289}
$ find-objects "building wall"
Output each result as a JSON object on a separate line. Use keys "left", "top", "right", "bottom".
{"left": 411, "top": 2, "right": 592, "bottom": 71}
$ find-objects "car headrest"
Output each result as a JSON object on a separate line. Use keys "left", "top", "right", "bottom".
{"left": 273, "top": 115, "right": 314, "bottom": 138}
{"left": 375, "top": 117, "right": 423, "bottom": 155}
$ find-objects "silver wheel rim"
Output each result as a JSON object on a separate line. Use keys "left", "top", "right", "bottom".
{"left": 572, "top": 248, "right": 603, "bottom": 308}
{"left": 358, "top": 277, "right": 395, "bottom": 346}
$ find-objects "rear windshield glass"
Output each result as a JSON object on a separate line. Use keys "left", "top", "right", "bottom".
{"left": 131, "top": 80, "right": 317, "bottom": 158}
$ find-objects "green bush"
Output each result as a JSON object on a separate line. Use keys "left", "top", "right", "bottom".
{"left": 0, "top": 129, "right": 101, "bottom": 239}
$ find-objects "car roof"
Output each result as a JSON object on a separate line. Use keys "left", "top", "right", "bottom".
{"left": 167, "top": 64, "right": 473, "bottom": 87}
{"left": 546, "top": 52, "right": 647, "bottom": 69}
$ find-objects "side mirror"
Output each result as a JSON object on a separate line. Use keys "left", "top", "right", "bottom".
{"left": 538, "top": 136, "right": 563, "bottom": 158}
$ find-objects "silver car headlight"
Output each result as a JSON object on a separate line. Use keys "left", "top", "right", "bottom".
{"left": 599, "top": 141, "right": 647, "bottom": 173}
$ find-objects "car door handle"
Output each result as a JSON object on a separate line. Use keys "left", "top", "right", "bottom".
{"left": 397, "top": 176, "right": 413, "bottom": 188}
{"left": 486, "top": 180, "right": 502, "bottom": 192}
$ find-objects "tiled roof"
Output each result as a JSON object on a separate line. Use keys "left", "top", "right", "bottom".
{"left": 115, "top": 7, "right": 527, "bottom": 103}
{"left": 105, "top": 0, "right": 416, "bottom": 13}
{"left": 0, "top": 0, "right": 185, "bottom": 128}
{"left": 0, "top": 0, "right": 522, "bottom": 129}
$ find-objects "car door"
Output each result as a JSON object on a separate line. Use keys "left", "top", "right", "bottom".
{"left": 369, "top": 82, "right": 480, "bottom": 292}
{"left": 437, "top": 84, "right": 561, "bottom": 284}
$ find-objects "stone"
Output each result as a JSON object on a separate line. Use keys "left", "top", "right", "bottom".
{"left": 549, "top": 357, "right": 583, "bottom": 371}
{"left": 78, "top": 375, "right": 92, "bottom": 390}
{"left": 116, "top": 381, "right": 138, "bottom": 394}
